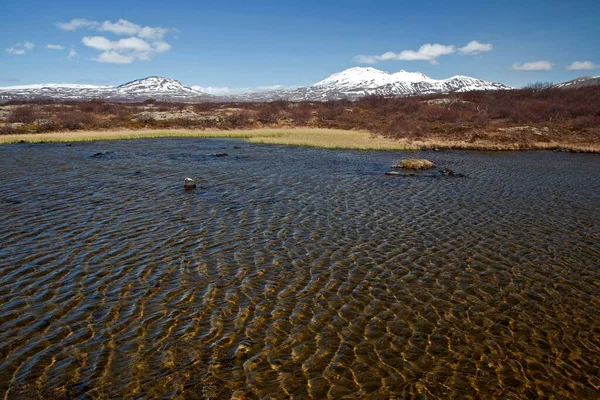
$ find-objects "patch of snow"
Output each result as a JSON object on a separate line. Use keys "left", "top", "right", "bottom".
{"left": 0, "top": 83, "right": 108, "bottom": 90}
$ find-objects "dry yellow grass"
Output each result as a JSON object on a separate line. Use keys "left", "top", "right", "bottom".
{"left": 0, "top": 128, "right": 421, "bottom": 150}
{"left": 0, "top": 128, "right": 598, "bottom": 153}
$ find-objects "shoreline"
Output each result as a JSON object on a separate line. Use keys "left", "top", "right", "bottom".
{"left": 1, "top": 128, "right": 598, "bottom": 153}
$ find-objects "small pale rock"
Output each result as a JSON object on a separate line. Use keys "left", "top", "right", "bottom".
{"left": 395, "top": 159, "right": 436, "bottom": 170}
{"left": 184, "top": 178, "right": 197, "bottom": 189}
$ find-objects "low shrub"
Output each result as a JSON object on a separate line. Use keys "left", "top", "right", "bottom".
{"left": 8, "top": 106, "right": 37, "bottom": 124}
{"left": 57, "top": 111, "right": 97, "bottom": 130}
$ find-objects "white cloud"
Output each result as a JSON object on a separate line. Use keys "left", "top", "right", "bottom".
{"left": 98, "top": 19, "right": 140, "bottom": 36}
{"left": 82, "top": 35, "right": 171, "bottom": 64}
{"left": 6, "top": 42, "right": 34, "bottom": 55}
{"left": 57, "top": 18, "right": 168, "bottom": 39}
{"left": 458, "top": 41, "right": 493, "bottom": 55}
{"left": 6, "top": 48, "right": 26, "bottom": 55}
{"left": 566, "top": 61, "right": 599, "bottom": 71}
{"left": 353, "top": 55, "right": 379, "bottom": 64}
{"left": 138, "top": 26, "right": 169, "bottom": 40}
{"left": 255, "top": 85, "right": 288, "bottom": 91}
{"left": 355, "top": 41, "right": 491, "bottom": 65}
{"left": 153, "top": 41, "right": 171, "bottom": 53}
{"left": 94, "top": 51, "right": 134, "bottom": 64}
{"left": 397, "top": 44, "right": 455, "bottom": 63}
{"left": 56, "top": 19, "right": 98, "bottom": 31}
{"left": 355, "top": 43, "right": 455, "bottom": 65}
{"left": 81, "top": 36, "right": 112, "bottom": 51}
{"left": 192, "top": 85, "right": 296, "bottom": 96}
{"left": 57, "top": 18, "right": 172, "bottom": 64}
{"left": 68, "top": 48, "right": 77, "bottom": 60}
{"left": 46, "top": 44, "right": 65, "bottom": 50}
{"left": 98, "top": 19, "right": 168, "bottom": 39}
{"left": 511, "top": 61, "right": 553, "bottom": 71}
{"left": 82, "top": 36, "right": 153, "bottom": 52}
{"left": 192, "top": 86, "right": 236, "bottom": 95}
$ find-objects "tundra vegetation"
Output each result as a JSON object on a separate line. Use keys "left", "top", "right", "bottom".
{"left": 1, "top": 86, "right": 599, "bottom": 151}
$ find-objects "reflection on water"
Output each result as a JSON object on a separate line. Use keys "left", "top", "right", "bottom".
{"left": 0, "top": 139, "right": 599, "bottom": 399}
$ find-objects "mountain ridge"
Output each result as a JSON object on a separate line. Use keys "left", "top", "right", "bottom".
{"left": 0, "top": 76, "right": 211, "bottom": 102}
{"left": 552, "top": 76, "right": 600, "bottom": 89}
{"left": 2, "top": 69, "right": 598, "bottom": 103}
{"left": 231, "top": 67, "right": 513, "bottom": 101}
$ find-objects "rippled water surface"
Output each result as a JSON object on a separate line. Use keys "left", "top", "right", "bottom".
{"left": 1, "top": 139, "right": 599, "bottom": 399}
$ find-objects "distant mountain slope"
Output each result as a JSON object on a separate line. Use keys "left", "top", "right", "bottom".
{"left": 0, "top": 69, "right": 514, "bottom": 103}
{"left": 553, "top": 76, "right": 600, "bottom": 89}
{"left": 115, "top": 76, "right": 204, "bottom": 97}
{"left": 0, "top": 77, "right": 211, "bottom": 102}
{"left": 233, "top": 67, "right": 513, "bottom": 101}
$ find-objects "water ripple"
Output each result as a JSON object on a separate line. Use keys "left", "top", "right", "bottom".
{"left": 0, "top": 140, "right": 599, "bottom": 399}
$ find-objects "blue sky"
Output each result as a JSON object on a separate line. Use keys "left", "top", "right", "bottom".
{"left": 1, "top": 0, "right": 599, "bottom": 92}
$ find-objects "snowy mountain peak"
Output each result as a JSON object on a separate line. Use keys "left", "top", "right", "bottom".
{"left": 312, "top": 67, "right": 438, "bottom": 90}
{"left": 0, "top": 76, "right": 211, "bottom": 102}
{"left": 313, "top": 67, "right": 402, "bottom": 89}
{"left": 391, "top": 70, "right": 432, "bottom": 82}
{"left": 116, "top": 76, "right": 202, "bottom": 94}
{"left": 237, "top": 67, "right": 513, "bottom": 101}
{"left": 0, "top": 69, "right": 517, "bottom": 103}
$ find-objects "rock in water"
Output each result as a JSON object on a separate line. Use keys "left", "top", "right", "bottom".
{"left": 395, "top": 159, "right": 436, "bottom": 170}
{"left": 184, "top": 178, "right": 197, "bottom": 189}
{"left": 90, "top": 151, "right": 114, "bottom": 158}
{"left": 441, "top": 168, "right": 466, "bottom": 178}
{"left": 385, "top": 171, "right": 417, "bottom": 177}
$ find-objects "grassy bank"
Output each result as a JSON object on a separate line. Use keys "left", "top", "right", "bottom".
{"left": 1, "top": 128, "right": 598, "bottom": 152}
{"left": 0, "top": 128, "right": 412, "bottom": 150}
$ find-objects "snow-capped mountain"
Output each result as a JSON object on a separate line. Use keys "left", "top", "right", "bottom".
{"left": 235, "top": 67, "right": 513, "bottom": 101}
{"left": 0, "top": 69, "right": 515, "bottom": 103}
{"left": 0, "top": 77, "right": 210, "bottom": 102}
{"left": 114, "top": 76, "right": 203, "bottom": 97}
{"left": 0, "top": 83, "right": 108, "bottom": 90}
{"left": 313, "top": 67, "right": 432, "bottom": 89}
{"left": 552, "top": 76, "right": 600, "bottom": 89}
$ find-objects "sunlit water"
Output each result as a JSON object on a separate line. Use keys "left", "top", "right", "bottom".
{"left": 0, "top": 139, "right": 599, "bottom": 399}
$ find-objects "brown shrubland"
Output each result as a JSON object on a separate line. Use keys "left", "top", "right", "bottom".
{"left": 1, "top": 86, "right": 599, "bottom": 151}
{"left": 8, "top": 105, "right": 38, "bottom": 124}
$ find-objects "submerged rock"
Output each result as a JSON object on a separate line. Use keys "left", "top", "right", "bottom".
{"left": 2, "top": 197, "right": 22, "bottom": 205}
{"left": 395, "top": 159, "right": 436, "bottom": 170}
{"left": 90, "top": 151, "right": 114, "bottom": 158}
{"left": 184, "top": 178, "right": 197, "bottom": 189}
{"left": 441, "top": 168, "right": 466, "bottom": 178}
{"left": 385, "top": 171, "right": 417, "bottom": 177}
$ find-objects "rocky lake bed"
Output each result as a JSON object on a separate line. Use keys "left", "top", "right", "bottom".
{"left": 0, "top": 138, "right": 599, "bottom": 398}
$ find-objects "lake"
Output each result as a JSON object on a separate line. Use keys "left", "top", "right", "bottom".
{"left": 1, "top": 139, "right": 598, "bottom": 399}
